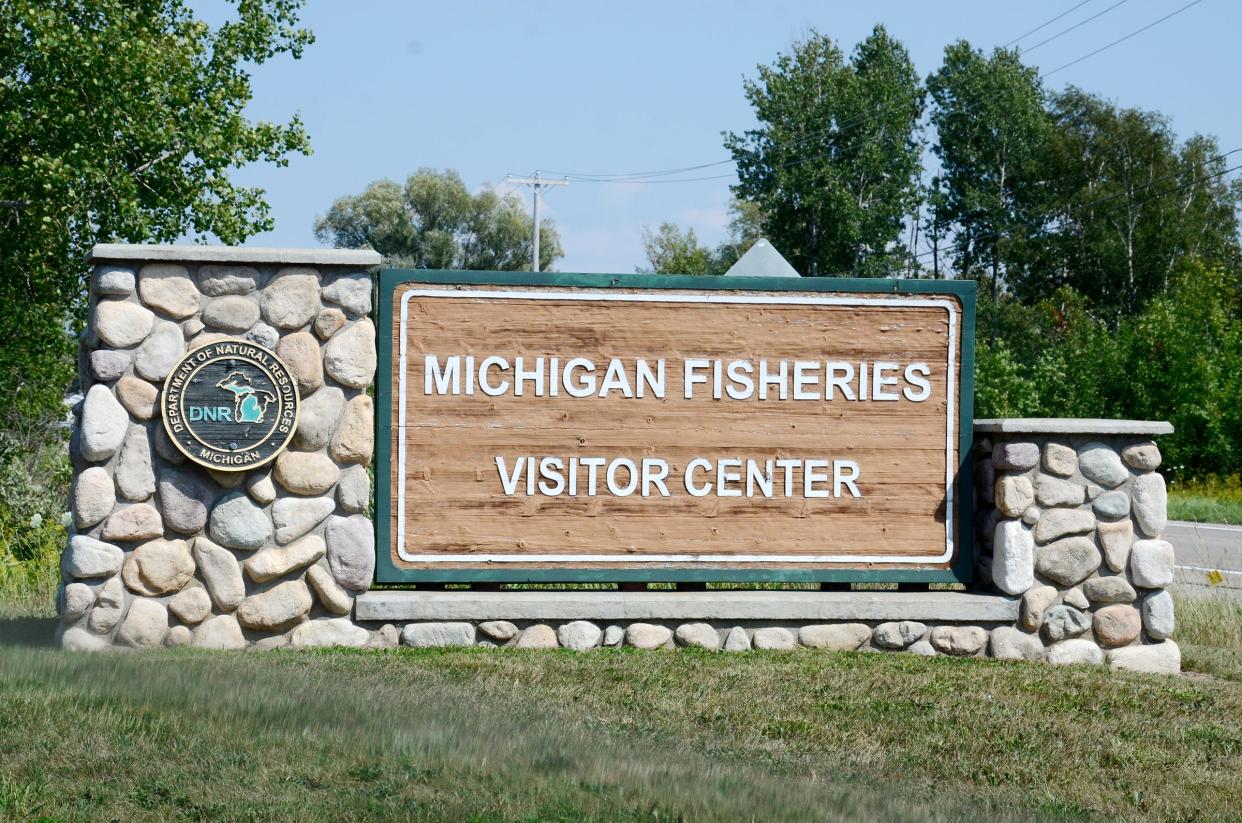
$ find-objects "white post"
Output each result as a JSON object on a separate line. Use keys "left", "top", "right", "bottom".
{"left": 532, "top": 172, "right": 541, "bottom": 272}
{"left": 505, "top": 171, "right": 569, "bottom": 272}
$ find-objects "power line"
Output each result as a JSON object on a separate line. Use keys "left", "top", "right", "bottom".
{"left": 574, "top": 172, "right": 737, "bottom": 185}
{"left": 1043, "top": 0, "right": 1207, "bottom": 76}
{"left": 547, "top": 0, "right": 1209, "bottom": 185}
{"left": 1020, "top": 0, "right": 1129, "bottom": 54}
{"left": 1003, "top": 0, "right": 1096, "bottom": 47}
{"left": 550, "top": 159, "right": 732, "bottom": 182}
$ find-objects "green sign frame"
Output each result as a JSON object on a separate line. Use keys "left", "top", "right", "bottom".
{"left": 374, "top": 269, "right": 976, "bottom": 585}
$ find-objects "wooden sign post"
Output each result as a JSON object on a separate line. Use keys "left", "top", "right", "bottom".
{"left": 376, "top": 272, "right": 975, "bottom": 583}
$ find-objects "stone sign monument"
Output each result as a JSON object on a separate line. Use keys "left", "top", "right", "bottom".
{"left": 58, "top": 245, "right": 1179, "bottom": 675}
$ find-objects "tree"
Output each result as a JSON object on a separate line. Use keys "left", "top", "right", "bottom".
{"left": 637, "top": 200, "right": 766, "bottom": 275}
{"left": 921, "top": 175, "right": 951, "bottom": 278}
{"left": 724, "top": 26, "right": 924, "bottom": 277}
{"left": 714, "top": 199, "right": 766, "bottom": 270}
{"left": 638, "top": 223, "right": 714, "bottom": 275}
{"left": 926, "top": 42, "right": 1047, "bottom": 300}
{"left": 314, "top": 169, "right": 563, "bottom": 271}
{"left": 0, "top": 0, "right": 313, "bottom": 423}
{"left": 1017, "top": 88, "right": 1242, "bottom": 317}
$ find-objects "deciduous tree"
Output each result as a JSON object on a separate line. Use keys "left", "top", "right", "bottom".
{"left": 0, "top": 0, "right": 313, "bottom": 421}
{"left": 314, "top": 169, "right": 563, "bottom": 271}
{"left": 724, "top": 26, "right": 924, "bottom": 277}
{"left": 637, "top": 200, "right": 765, "bottom": 275}
{"left": 638, "top": 224, "right": 713, "bottom": 275}
{"left": 926, "top": 42, "right": 1047, "bottom": 300}
{"left": 1018, "top": 89, "right": 1242, "bottom": 316}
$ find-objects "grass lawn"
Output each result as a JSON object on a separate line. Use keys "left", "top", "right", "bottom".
{"left": 1168, "top": 492, "right": 1242, "bottom": 525}
{"left": 1168, "top": 478, "right": 1242, "bottom": 524}
{"left": 1175, "top": 590, "right": 1242, "bottom": 684}
{"left": 2, "top": 618, "right": 1241, "bottom": 822}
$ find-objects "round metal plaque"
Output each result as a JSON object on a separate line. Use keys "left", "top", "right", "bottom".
{"left": 161, "top": 339, "right": 300, "bottom": 472}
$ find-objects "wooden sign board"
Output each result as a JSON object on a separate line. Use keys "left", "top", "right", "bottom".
{"left": 376, "top": 271, "right": 975, "bottom": 584}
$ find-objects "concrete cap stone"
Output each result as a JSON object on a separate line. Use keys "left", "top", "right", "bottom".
{"left": 974, "top": 418, "right": 1172, "bottom": 436}
{"left": 88, "top": 244, "right": 381, "bottom": 269}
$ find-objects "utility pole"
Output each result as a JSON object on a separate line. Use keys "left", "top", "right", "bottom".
{"left": 505, "top": 171, "right": 568, "bottom": 271}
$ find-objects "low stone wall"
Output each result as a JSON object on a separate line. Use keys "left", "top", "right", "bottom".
{"left": 973, "top": 419, "right": 1179, "bottom": 673}
{"left": 402, "top": 620, "right": 1009, "bottom": 654}
{"left": 57, "top": 245, "right": 1178, "bottom": 675}
{"left": 355, "top": 589, "right": 1024, "bottom": 655}
{"left": 60, "top": 245, "right": 384, "bottom": 651}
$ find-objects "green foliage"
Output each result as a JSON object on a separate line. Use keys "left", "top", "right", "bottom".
{"left": 315, "top": 168, "right": 563, "bottom": 271}
{"left": 0, "top": 408, "right": 69, "bottom": 617}
{"left": 0, "top": 0, "right": 313, "bottom": 425}
{"left": 637, "top": 223, "right": 715, "bottom": 275}
{"left": 725, "top": 26, "right": 924, "bottom": 277}
{"left": 1016, "top": 89, "right": 1242, "bottom": 317}
{"left": 723, "top": 31, "right": 1242, "bottom": 315}
{"left": 977, "top": 262, "right": 1242, "bottom": 480}
{"left": 927, "top": 43, "right": 1048, "bottom": 298}
{"left": 718, "top": 198, "right": 765, "bottom": 267}
{"left": 920, "top": 42, "right": 1242, "bottom": 315}
{"left": 0, "top": 0, "right": 309, "bottom": 610}
{"left": 637, "top": 200, "right": 765, "bottom": 275}
{"left": 1122, "top": 265, "right": 1242, "bottom": 476}
{"left": 972, "top": 340, "right": 1037, "bottom": 418}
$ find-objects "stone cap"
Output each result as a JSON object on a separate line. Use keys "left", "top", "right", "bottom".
{"left": 974, "top": 418, "right": 1173, "bottom": 436}
{"left": 356, "top": 590, "right": 1018, "bottom": 623}
{"left": 87, "top": 243, "right": 382, "bottom": 268}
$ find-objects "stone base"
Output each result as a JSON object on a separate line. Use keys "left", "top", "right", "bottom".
{"left": 352, "top": 591, "right": 1178, "bottom": 667}
{"left": 356, "top": 590, "right": 1019, "bottom": 623}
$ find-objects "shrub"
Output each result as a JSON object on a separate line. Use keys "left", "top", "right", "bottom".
{"left": 0, "top": 408, "right": 69, "bottom": 617}
{"left": 978, "top": 261, "right": 1242, "bottom": 481}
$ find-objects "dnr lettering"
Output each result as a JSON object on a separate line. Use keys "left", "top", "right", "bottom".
{"left": 189, "top": 406, "right": 234, "bottom": 422}
{"left": 161, "top": 339, "right": 300, "bottom": 472}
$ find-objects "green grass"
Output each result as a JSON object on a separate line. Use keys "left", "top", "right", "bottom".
{"left": 0, "top": 535, "right": 58, "bottom": 619}
{"left": 3, "top": 620, "right": 1242, "bottom": 821}
{"left": 1175, "top": 590, "right": 1242, "bottom": 683}
{"left": 1168, "top": 493, "right": 1242, "bottom": 525}
{"left": 1168, "top": 477, "right": 1242, "bottom": 524}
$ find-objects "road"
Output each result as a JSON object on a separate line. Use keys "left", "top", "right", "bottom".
{"left": 1166, "top": 520, "right": 1242, "bottom": 593}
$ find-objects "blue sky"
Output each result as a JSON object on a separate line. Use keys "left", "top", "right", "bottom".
{"left": 205, "top": 0, "right": 1239, "bottom": 273}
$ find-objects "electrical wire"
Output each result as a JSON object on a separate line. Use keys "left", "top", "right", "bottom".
{"left": 1019, "top": 0, "right": 1129, "bottom": 54}
{"left": 551, "top": 1, "right": 1209, "bottom": 186}
{"left": 1003, "top": 0, "right": 1096, "bottom": 47}
{"left": 1043, "top": 0, "right": 1206, "bottom": 76}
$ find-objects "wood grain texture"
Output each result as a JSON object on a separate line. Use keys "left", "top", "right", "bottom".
{"left": 389, "top": 284, "right": 962, "bottom": 570}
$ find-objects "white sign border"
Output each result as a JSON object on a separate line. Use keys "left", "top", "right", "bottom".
{"left": 396, "top": 287, "right": 958, "bottom": 565}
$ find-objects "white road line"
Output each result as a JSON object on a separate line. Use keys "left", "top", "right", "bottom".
{"left": 1175, "top": 564, "right": 1242, "bottom": 576}
{"left": 1169, "top": 521, "right": 1242, "bottom": 534}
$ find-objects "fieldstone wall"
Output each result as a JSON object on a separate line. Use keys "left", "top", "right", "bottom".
{"left": 393, "top": 619, "right": 1011, "bottom": 656}
{"left": 59, "top": 247, "right": 385, "bottom": 651}
{"left": 973, "top": 428, "right": 1178, "bottom": 674}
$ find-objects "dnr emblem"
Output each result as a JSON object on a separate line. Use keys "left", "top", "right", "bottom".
{"left": 161, "top": 340, "right": 300, "bottom": 471}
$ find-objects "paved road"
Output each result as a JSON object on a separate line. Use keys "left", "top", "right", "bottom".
{"left": 1166, "top": 520, "right": 1242, "bottom": 592}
